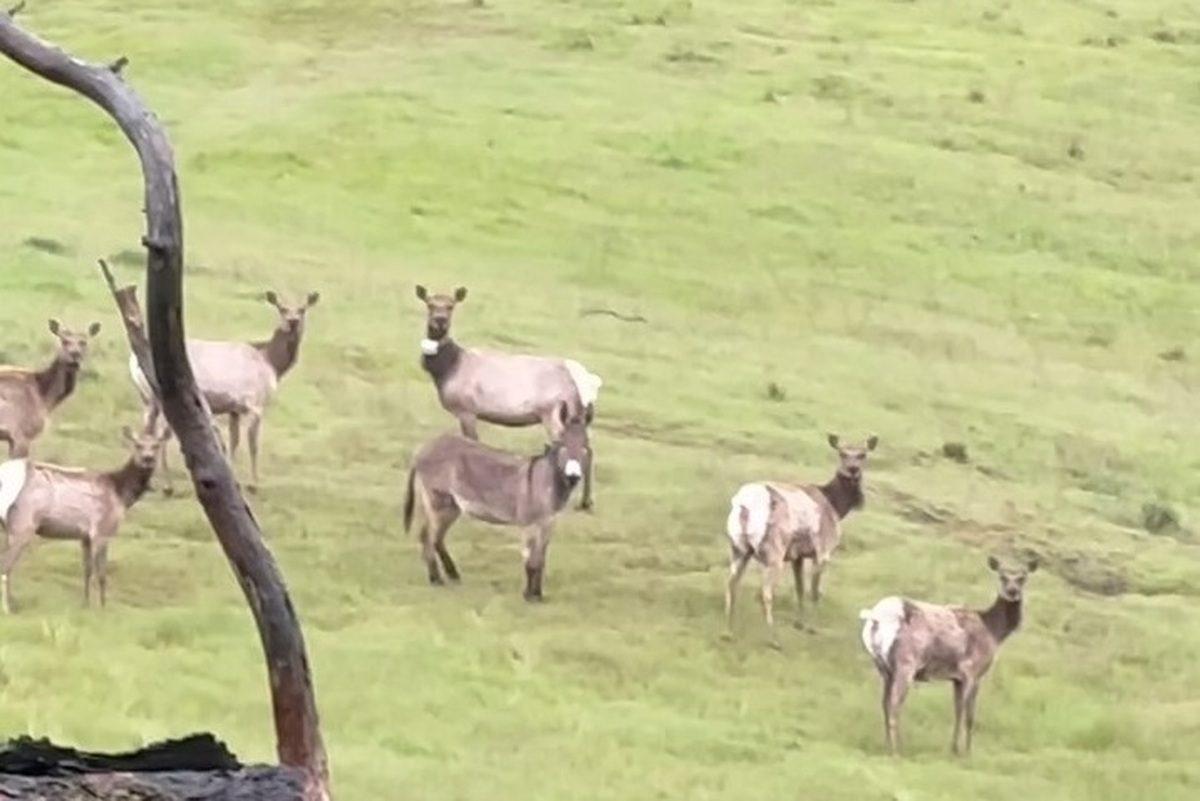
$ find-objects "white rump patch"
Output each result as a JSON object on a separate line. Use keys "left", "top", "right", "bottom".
{"left": 726, "top": 482, "right": 772, "bottom": 553}
{"left": 420, "top": 338, "right": 440, "bottom": 356}
{"left": 564, "top": 359, "right": 603, "bottom": 408}
{"left": 0, "top": 458, "right": 31, "bottom": 525}
{"left": 127, "top": 352, "right": 154, "bottom": 403}
{"left": 563, "top": 458, "right": 583, "bottom": 479}
{"left": 859, "top": 595, "right": 906, "bottom": 673}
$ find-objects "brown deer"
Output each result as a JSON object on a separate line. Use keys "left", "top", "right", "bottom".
{"left": 128, "top": 289, "right": 320, "bottom": 493}
{"left": 724, "top": 433, "right": 878, "bottom": 647}
{"left": 859, "top": 555, "right": 1040, "bottom": 756}
{"left": 0, "top": 319, "right": 102, "bottom": 458}
{"left": 414, "top": 284, "right": 602, "bottom": 511}
{"left": 402, "top": 401, "right": 590, "bottom": 602}
{"left": 0, "top": 422, "right": 169, "bottom": 614}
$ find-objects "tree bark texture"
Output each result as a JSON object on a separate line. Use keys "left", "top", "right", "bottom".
{"left": 0, "top": 6, "right": 330, "bottom": 800}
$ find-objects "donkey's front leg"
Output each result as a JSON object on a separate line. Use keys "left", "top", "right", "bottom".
{"left": 521, "top": 523, "right": 553, "bottom": 602}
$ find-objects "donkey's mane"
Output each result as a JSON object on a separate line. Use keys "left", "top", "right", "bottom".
{"left": 421, "top": 337, "right": 465, "bottom": 389}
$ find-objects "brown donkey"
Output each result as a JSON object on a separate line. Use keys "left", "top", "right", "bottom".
{"left": 0, "top": 319, "right": 102, "bottom": 457}
{"left": 414, "top": 284, "right": 602, "bottom": 511}
{"left": 724, "top": 433, "right": 878, "bottom": 646}
{"left": 402, "top": 401, "right": 590, "bottom": 601}
{"left": 859, "top": 555, "right": 1039, "bottom": 756}
{"left": 0, "top": 423, "right": 169, "bottom": 613}
{"left": 128, "top": 289, "right": 320, "bottom": 493}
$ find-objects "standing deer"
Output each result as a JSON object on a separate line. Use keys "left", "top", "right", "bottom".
{"left": 128, "top": 289, "right": 320, "bottom": 493}
{"left": 0, "top": 319, "right": 102, "bottom": 457}
{"left": 414, "top": 284, "right": 602, "bottom": 511}
{"left": 402, "top": 401, "right": 590, "bottom": 602}
{"left": 0, "top": 422, "right": 169, "bottom": 614}
{"left": 724, "top": 433, "right": 878, "bottom": 647}
{"left": 858, "top": 555, "right": 1040, "bottom": 756}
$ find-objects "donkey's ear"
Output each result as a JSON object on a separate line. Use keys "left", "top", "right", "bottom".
{"left": 453, "top": 286, "right": 468, "bottom": 302}
{"left": 414, "top": 284, "right": 428, "bottom": 301}
{"left": 47, "top": 318, "right": 62, "bottom": 336}
{"left": 264, "top": 290, "right": 280, "bottom": 307}
{"left": 306, "top": 291, "right": 321, "bottom": 307}
{"left": 87, "top": 321, "right": 102, "bottom": 337}
{"left": 987, "top": 555, "right": 1001, "bottom": 572}
{"left": 866, "top": 434, "right": 879, "bottom": 451}
{"left": 827, "top": 433, "right": 840, "bottom": 450}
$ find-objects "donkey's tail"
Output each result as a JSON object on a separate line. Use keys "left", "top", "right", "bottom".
{"left": 402, "top": 467, "right": 417, "bottom": 534}
{"left": 0, "top": 458, "right": 31, "bottom": 527}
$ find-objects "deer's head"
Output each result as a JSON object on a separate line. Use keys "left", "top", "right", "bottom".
{"left": 265, "top": 290, "right": 320, "bottom": 335}
{"left": 988, "top": 555, "right": 1039, "bottom": 602}
{"left": 415, "top": 284, "right": 467, "bottom": 355}
{"left": 48, "top": 319, "right": 101, "bottom": 366}
{"left": 827, "top": 433, "right": 879, "bottom": 483}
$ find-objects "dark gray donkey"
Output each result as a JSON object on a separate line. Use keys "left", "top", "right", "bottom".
{"left": 414, "top": 284, "right": 602, "bottom": 511}
{"left": 402, "top": 401, "right": 590, "bottom": 602}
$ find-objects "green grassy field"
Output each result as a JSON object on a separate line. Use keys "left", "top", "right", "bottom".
{"left": 2, "top": 0, "right": 1199, "bottom": 798}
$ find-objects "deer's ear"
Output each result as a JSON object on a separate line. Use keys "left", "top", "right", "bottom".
{"left": 48, "top": 318, "right": 62, "bottom": 336}
{"left": 987, "top": 555, "right": 1001, "bottom": 572}
{"left": 866, "top": 434, "right": 879, "bottom": 451}
{"left": 87, "top": 321, "right": 102, "bottom": 337}
{"left": 1026, "top": 557, "right": 1040, "bottom": 573}
{"left": 827, "top": 433, "right": 840, "bottom": 450}
{"left": 306, "top": 291, "right": 321, "bottom": 308}
{"left": 414, "top": 285, "right": 428, "bottom": 301}
{"left": 264, "top": 290, "right": 280, "bottom": 306}
{"left": 557, "top": 401, "right": 570, "bottom": 427}
{"left": 121, "top": 425, "right": 135, "bottom": 443}
{"left": 454, "top": 286, "right": 468, "bottom": 302}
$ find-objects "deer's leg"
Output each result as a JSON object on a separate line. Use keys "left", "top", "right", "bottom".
{"left": 80, "top": 539, "right": 94, "bottom": 608}
{"left": 950, "top": 679, "right": 966, "bottom": 755}
{"left": 521, "top": 522, "right": 553, "bottom": 602}
{"left": 962, "top": 679, "right": 981, "bottom": 755}
{"left": 810, "top": 554, "right": 828, "bottom": 605}
{"left": 885, "top": 668, "right": 914, "bottom": 756}
{"left": 759, "top": 556, "right": 784, "bottom": 649}
{"left": 227, "top": 413, "right": 242, "bottom": 462}
{"left": 791, "top": 556, "right": 806, "bottom": 627}
{"left": 94, "top": 542, "right": 111, "bottom": 609}
{"left": 880, "top": 670, "right": 895, "bottom": 753}
{"left": 245, "top": 410, "right": 263, "bottom": 494}
{"left": 431, "top": 507, "right": 462, "bottom": 583}
{"left": 458, "top": 414, "right": 480, "bottom": 440}
{"left": 0, "top": 526, "right": 37, "bottom": 615}
{"left": 724, "top": 547, "right": 752, "bottom": 638}
{"left": 578, "top": 442, "right": 595, "bottom": 512}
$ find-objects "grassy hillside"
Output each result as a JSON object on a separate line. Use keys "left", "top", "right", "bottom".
{"left": 2, "top": 0, "right": 1198, "bottom": 798}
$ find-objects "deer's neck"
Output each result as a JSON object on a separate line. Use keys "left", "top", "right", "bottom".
{"left": 980, "top": 596, "right": 1023, "bottom": 644}
{"left": 421, "top": 338, "right": 464, "bottom": 390}
{"left": 255, "top": 326, "right": 303, "bottom": 378}
{"left": 104, "top": 459, "right": 156, "bottom": 509}
{"left": 34, "top": 357, "right": 79, "bottom": 410}
{"left": 817, "top": 473, "right": 864, "bottom": 519}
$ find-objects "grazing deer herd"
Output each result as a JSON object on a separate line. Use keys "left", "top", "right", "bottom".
{"left": 0, "top": 281, "right": 1039, "bottom": 757}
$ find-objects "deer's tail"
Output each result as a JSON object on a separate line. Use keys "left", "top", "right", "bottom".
{"left": 726, "top": 483, "right": 771, "bottom": 553}
{"left": 402, "top": 467, "right": 417, "bottom": 534}
{"left": 0, "top": 458, "right": 31, "bottom": 527}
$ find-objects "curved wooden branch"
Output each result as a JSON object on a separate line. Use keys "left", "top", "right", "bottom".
{"left": 0, "top": 8, "right": 330, "bottom": 800}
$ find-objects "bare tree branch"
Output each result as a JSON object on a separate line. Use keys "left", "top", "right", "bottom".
{"left": 0, "top": 8, "right": 330, "bottom": 800}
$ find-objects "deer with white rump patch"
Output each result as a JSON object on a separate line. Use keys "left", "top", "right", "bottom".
{"left": 859, "top": 555, "right": 1039, "bottom": 756}
{"left": 402, "top": 401, "right": 590, "bottom": 602}
{"left": 414, "top": 284, "right": 602, "bottom": 511}
{"left": 724, "top": 433, "right": 878, "bottom": 647}
{"left": 128, "top": 289, "right": 320, "bottom": 494}
{"left": 0, "top": 319, "right": 102, "bottom": 458}
{"left": 0, "top": 422, "right": 169, "bottom": 614}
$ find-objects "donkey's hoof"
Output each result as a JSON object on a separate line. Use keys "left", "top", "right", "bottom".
{"left": 577, "top": 501, "right": 595, "bottom": 513}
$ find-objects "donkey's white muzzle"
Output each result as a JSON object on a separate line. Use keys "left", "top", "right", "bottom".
{"left": 420, "top": 338, "right": 440, "bottom": 356}
{"left": 564, "top": 459, "right": 583, "bottom": 479}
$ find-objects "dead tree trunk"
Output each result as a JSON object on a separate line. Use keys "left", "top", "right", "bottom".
{"left": 0, "top": 5, "right": 330, "bottom": 800}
